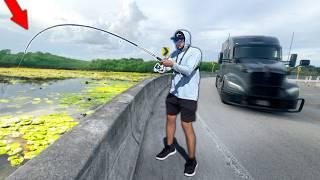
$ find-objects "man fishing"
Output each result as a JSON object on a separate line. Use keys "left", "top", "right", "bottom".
{"left": 156, "top": 29, "right": 202, "bottom": 177}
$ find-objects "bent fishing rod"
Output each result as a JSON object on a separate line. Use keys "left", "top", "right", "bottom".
{"left": 18, "top": 23, "right": 163, "bottom": 67}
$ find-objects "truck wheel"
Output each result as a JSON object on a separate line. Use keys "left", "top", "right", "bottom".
{"left": 217, "top": 76, "right": 224, "bottom": 90}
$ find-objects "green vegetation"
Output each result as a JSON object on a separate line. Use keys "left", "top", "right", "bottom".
{"left": 0, "top": 49, "right": 89, "bottom": 69}
{"left": 0, "top": 68, "right": 154, "bottom": 82}
{"left": 0, "top": 49, "right": 217, "bottom": 73}
{"left": 290, "top": 66, "right": 320, "bottom": 76}
{"left": 0, "top": 114, "right": 79, "bottom": 166}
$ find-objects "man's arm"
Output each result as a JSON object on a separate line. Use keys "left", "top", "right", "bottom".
{"left": 172, "top": 50, "right": 201, "bottom": 76}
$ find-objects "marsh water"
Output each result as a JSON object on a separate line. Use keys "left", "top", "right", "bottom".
{"left": 0, "top": 78, "right": 87, "bottom": 116}
{"left": 0, "top": 77, "right": 135, "bottom": 179}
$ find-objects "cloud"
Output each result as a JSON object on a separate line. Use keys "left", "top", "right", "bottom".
{"left": 109, "top": 0, "right": 147, "bottom": 39}
{"left": 1, "top": 0, "right": 320, "bottom": 65}
{"left": 48, "top": 0, "right": 146, "bottom": 51}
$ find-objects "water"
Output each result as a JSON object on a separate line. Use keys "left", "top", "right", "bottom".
{"left": 0, "top": 78, "right": 87, "bottom": 116}
{"left": 0, "top": 77, "right": 134, "bottom": 179}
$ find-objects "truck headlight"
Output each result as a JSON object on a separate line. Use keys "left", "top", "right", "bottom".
{"left": 286, "top": 87, "right": 299, "bottom": 96}
{"left": 226, "top": 80, "right": 244, "bottom": 92}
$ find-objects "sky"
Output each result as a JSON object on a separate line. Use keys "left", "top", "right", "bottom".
{"left": 0, "top": 0, "right": 319, "bottom": 66}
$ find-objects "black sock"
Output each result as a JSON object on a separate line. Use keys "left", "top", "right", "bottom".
{"left": 166, "top": 143, "right": 174, "bottom": 149}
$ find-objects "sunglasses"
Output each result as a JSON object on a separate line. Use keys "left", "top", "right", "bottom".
{"left": 173, "top": 39, "right": 184, "bottom": 43}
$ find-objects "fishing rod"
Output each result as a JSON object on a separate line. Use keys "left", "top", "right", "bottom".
{"left": 18, "top": 23, "right": 163, "bottom": 67}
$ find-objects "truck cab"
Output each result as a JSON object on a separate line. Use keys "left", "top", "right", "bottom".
{"left": 216, "top": 36, "right": 308, "bottom": 112}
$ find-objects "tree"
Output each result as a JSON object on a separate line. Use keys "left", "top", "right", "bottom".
{"left": 0, "top": 49, "right": 11, "bottom": 55}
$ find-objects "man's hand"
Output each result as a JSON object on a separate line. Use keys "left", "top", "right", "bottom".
{"left": 161, "top": 59, "right": 174, "bottom": 67}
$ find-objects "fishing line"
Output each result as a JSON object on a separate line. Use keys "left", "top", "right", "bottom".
{"left": 18, "top": 23, "right": 163, "bottom": 67}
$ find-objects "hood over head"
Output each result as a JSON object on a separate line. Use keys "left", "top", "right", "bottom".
{"left": 171, "top": 29, "right": 191, "bottom": 51}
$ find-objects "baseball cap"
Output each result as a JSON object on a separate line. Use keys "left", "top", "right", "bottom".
{"left": 170, "top": 31, "right": 185, "bottom": 42}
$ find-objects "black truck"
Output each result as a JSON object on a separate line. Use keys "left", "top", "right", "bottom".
{"left": 216, "top": 36, "right": 309, "bottom": 112}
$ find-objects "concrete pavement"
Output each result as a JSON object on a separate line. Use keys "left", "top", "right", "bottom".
{"left": 133, "top": 77, "right": 320, "bottom": 180}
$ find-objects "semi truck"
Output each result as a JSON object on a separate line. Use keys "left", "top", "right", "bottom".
{"left": 216, "top": 36, "right": 310, "bottom": 112}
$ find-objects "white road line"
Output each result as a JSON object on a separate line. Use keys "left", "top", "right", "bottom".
{"left": 197, "top": 113, "right": 254, "bottom": 180}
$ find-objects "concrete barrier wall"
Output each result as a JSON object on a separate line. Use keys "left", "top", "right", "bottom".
{"left": 6, "top": 74, "right": 171, "bottom": 180}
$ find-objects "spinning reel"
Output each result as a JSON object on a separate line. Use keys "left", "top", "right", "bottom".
{"left": 154, "top": 47, "right": 170, "bottom": 74}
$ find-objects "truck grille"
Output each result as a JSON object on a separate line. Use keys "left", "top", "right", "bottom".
{"left": 250, "top": 72, "right": 284, "bottom": 86}
{"left": 250, "top": 72, "right": 284, "bottom": 97}
{"left": 250, "top": 86, "right": 281, "bottom": 97}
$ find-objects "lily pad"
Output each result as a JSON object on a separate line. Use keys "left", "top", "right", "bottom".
{"left": 8, "top": 147, "right": 23, "bottom": 156}
{"left": 7, "top": 143, "right": 22, "bottom": 156}
{"left": 24, "top": 151, "right": 38, "bottom": 160}
{"left": 0, "top": 147, "right": 8, "bottom": 155}
{"left": 45, "top": 100, "right": 54, "bottom": 104}
{"left": 8, "top": 155, "right": 24, "bottom": 166}
{"left": 0, "top": 140, "right": 9, "bottom": 147}
{"left": 0, "top": 99, "right": 10, "bottom": 103}
{"left": 31, "top": 98, "right": 42, "bottom": 104}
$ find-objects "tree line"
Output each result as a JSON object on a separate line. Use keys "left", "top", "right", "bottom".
{"left": 0, "top": 49, "right": 218, "bottom": 73}
{"left": 2, "top": 49, "right": 318, "bottom": 75}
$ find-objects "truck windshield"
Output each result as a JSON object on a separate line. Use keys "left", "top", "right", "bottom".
{"left": 234, "top": 46, "right": 281, "bottom": 60}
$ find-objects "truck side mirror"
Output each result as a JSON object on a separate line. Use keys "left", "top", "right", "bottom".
{"left": 289, "top": 54, "right": 297, "bottom": 67}
{"left": 218, "top": 52, "right": 223, "bottom": 64}
{"left": 300, "top": 60, "right": 310, "bottom": 66}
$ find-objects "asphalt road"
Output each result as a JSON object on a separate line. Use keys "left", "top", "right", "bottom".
{"left": 133, "top": 77, "right": 320, "bottom": 180}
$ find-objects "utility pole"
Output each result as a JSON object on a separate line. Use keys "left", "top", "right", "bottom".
{"left": 287, "top": 32, "right": 295, "bottom": 61}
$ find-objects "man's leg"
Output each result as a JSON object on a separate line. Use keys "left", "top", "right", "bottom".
{"left": 181, "top": 120, "right": 198, "bottom": 177}
{"left": 181, "top": 121, "right": 196, "bottom": 158}
{"left": 155, "top": 94, "right": 178, "bottom": 161}
{"left": 166, "top": 114, "right": 177, "bottom": 145}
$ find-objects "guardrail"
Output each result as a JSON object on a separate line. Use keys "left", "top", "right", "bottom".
{"left": 292, "top": 76, "right": 320, "bottom": 87}
{"left": 6, "top": 74, "right": 171, "bottom": 180}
